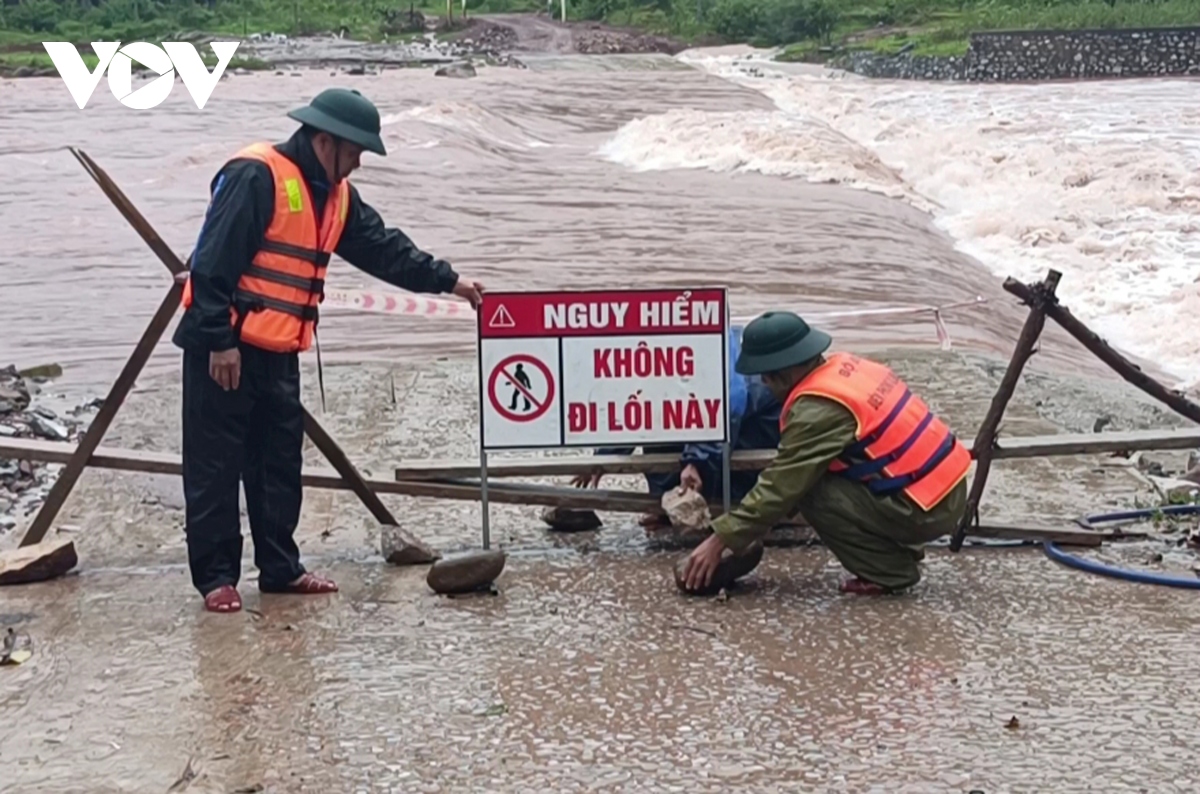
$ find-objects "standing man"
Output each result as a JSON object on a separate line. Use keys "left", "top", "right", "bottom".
{"left": 680, "top": 311, "right": 971, "bottom": 595}
{"left": 172, "top": 87, "right": 485, "bottom": 613}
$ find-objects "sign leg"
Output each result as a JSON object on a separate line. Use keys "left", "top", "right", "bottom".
{"left": 480, "top": 448, "right": 491, "bottom": 550}
{"left": 19, "top": 281, "right": 183, "bottom": 547}
{"left": 721, "top": 440, "right": 732, "bottom": 518}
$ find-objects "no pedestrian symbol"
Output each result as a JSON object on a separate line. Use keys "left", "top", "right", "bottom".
{"left": 488, "top": 354, "right": 555, "bottom": 423}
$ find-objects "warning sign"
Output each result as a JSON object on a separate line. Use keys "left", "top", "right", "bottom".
{"left": 478, "top": 288, "right": 729, "bottom": 450}
{"left": 487, "top": 304, "right": 515, "bottom": 329}
{"left": 488, "top": 353, "right": 554, "bottom": 423}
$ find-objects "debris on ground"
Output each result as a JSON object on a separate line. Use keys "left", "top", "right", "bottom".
{"left": 1, "top": 627, "right": 33, "bottom": 665}
{"left": 0, "top": 538, "right": 79, "bottom": 585}
{"left": 0, "top": 365, "right": 101, "bottom": 537}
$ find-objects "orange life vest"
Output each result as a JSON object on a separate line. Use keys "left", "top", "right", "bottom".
{"left": 181, "top": 142, "right": 351, "bottom": 353}
{"left": 780, "top": 352, "right": 971, "bottom": 511}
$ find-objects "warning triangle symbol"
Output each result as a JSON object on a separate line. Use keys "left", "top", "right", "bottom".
{"left": 488, "top": 304, "right": 516, "bottom": 329}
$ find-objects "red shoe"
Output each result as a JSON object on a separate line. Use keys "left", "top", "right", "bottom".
{"left": 280, "top": 572, "right": 339, "bottom": 595}
{"left": 204, "top": 585, "right": 243, "bottom": 613}
{"left": 839, "top": 577, "right": 888, "bottom": 596}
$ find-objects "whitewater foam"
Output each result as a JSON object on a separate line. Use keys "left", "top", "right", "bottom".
{"left": 600, "top": 49, "right": 1200, "bottom": 387}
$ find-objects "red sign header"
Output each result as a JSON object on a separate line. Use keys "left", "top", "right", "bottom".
{"left": 478, "top": 289, "right": 727, "bottom": 338}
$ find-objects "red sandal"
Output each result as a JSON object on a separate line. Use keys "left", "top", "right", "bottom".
{"left": 839, "top": 577, "right": 888, "bottom": 596}
{"left": 282, "top": 572, "right": 339, "bottom": 594}
{"left": 204, "top": 585, "right": 243, "bottom": 613}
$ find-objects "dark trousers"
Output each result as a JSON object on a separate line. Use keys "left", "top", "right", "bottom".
{"left": 181, "top": 345, "right": 306, "bottom": 595}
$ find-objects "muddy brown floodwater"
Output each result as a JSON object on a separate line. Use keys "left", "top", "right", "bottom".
{"left": 1, "top": 45, "right": 1198, "bottom": 792}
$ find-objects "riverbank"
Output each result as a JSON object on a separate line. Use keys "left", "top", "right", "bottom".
{"left": 0, "top": 13, "right": 690, "bottom": 78}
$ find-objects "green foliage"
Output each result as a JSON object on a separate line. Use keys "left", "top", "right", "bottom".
{"left": 2, "top": 0, "right": 1199, "bottom": 57}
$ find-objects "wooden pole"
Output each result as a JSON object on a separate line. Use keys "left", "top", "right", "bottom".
{"left": 19, "top": 282, "right": 183, "bottom": 547}
{"left": 1004, "top": 276, "right": 1200, "bottom": 425}
{"left": 948, "top": 269, "right": 1061, "bottom": 552}
{"left": 48, "top": 149, "right": 415, "bottom": 543}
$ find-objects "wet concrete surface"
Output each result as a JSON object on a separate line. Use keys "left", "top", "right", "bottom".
{"left": 3, "top": 348, "right": 1199, "bottom": 791}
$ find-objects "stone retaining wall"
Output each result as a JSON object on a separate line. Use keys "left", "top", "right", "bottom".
{"left": 837, "top": 25, "right": 1200, "bottom": 82}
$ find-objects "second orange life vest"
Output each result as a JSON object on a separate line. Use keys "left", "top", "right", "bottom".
{"left": 780, "top": 352, "right": 971, "bottom": 510}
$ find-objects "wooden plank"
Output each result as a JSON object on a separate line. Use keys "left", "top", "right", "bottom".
{"left": 0, "top": 438, "right": 665, "bottom": 514}
{"left": 0, "top": 438, "right": 1172, "bottom": 540}
{"left": 391, "top": 427, "right": 1200, "bottom": 481}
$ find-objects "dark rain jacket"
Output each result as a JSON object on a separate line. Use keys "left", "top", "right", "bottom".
{"left": 172, "top": 128, "right": 460, "bottom": 354}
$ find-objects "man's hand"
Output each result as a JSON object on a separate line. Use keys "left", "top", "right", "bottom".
{"left": 682, "top": 532, "right": 725, "bottom": 591}
{"left": 452, "top": 277, "right": 484, "bottom": 309}
{"left": 680, "top": 464, "right": 703, "bottom": 492}
{"left": 210, "top": 348, "right": 241, "bottom": 391}
{"left": 570, "top": 472, "right": 602, "bottom": 489}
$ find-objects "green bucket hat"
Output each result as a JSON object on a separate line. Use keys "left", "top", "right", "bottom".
{"left": 735, "top": 310, "right": 832, "bottom": 375}
{"left": 287, "top": 87, "right": 387, "bottom": 156}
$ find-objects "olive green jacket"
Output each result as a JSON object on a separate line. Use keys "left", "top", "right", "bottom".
{"left": 709, "top": 394, "right": 965, "bottom": 553}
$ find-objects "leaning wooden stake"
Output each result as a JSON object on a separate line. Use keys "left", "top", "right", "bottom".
{"left": 14, "top": 148, "right": 434, "bottom": 563}
{"left": 948, "top": 270, "right": 1061, "bottom": 552}
{"left": 1004, "top": 276, "right": 1200, "bottom": 425}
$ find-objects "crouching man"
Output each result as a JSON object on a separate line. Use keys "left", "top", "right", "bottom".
{"left": 680, "top": 311, "right": 971, "bottom": 595}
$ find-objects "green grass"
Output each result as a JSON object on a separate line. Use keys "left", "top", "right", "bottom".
{"left": 776, "top": 0, "right": 1200, "bottom": 64}
{"left": 0, "top": 0, "right": 476, "bottom": 50}
{"left": 0, "top": 48, "right": 270, "bottom": 73}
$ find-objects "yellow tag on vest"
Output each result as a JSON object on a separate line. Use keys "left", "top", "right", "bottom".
{"left": 284, "top": 178, "right": 304, "bottom": 213}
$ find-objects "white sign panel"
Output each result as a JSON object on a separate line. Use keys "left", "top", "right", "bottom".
{"left": 477, "top": 288, "right": 729, "bottom": 451}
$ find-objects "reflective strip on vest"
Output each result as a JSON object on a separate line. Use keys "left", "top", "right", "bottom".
{"left": 780, "top": 352, "right": 971, "bottom": 511}
{"left": 181, "top": 141, "right": 350, "bottom": 353}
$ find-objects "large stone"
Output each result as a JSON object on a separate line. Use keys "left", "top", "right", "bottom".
{"left": 540, "top": 506, "right": 602, "bottom": 533}
{"left": 381, "top": 525, "right": 440, "bottom": 566}
{"left": 673, "top": 540, "right": 764, "bottom": 596}
{"left": 427, "top": 549, "right": 506, "bottom": 594}
{"left": 434, "top": 62, "right": 476, "bottom": 79}
{"left": 0, "top": 538, "right": 78, "bottom": 586}
{"left": 660, "top": 487, "right": 710, "bottom": 534}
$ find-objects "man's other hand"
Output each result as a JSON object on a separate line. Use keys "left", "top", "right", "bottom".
{"left": 571, "top": 472, "right": 602, "bottom": 489}
{"left": 680, "top": 464, "right": 703, "bottom": 492}
{"left": 452, "top": 277, "right": 484, "bottom": 309}
{"left": 682, "top": 532, "right": 724, "bottom": 591}
{"left": 210, "top": 348, "right": 241, "bottom": 391}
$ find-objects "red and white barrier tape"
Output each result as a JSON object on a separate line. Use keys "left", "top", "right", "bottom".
{"left": 320, "top": 286, "right": 986, "bottom": 351}
{"left": 322, "top": 287, "right": 475, "bottom": 319}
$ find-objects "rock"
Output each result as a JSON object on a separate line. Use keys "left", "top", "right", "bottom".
{"left": 380, "top": 525, "right": 440, "bottom": 565}
{"left": 17, "top": 363, "right": 62, "bottom": 380}
{"left": 673, "top": 540, "right": 764, "bottom": 596}
{"left": 661, "top": 487, "right": 710, "bottom": 534}
{"left": 1146, "top": 474, "right": 1200, "bottom": 503}
{"left": 426, "top": 549, "right": 506, "bottom": 594}
{"left": 434, "top": 62, "right": 476, "bottom": 79}
{"left": 0, "top": 384, "right": 30, "bottom": 414}
{"left": 0, "top": 539, "right": 78, "bottom": 586}
{"left": 30, "top": 415, "right": 69, "bottom": 442}
{"left": 540, "top": 505, "right": 602, "bottom": 533}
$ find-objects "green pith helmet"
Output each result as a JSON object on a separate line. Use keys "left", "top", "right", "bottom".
{"left": 287, "top": 87, "right": 387, "bottom": 156}
{"left": 734, "top": 310, "right": 832, "bottom": 375}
